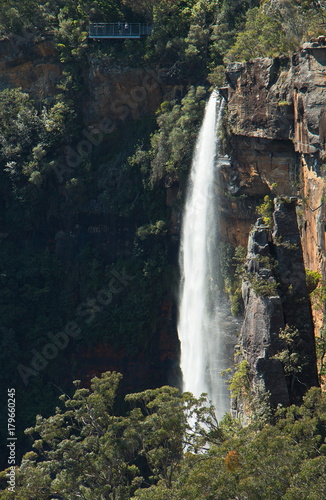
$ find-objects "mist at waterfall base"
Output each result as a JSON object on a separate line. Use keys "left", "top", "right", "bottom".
{"left": 177, "top": 92, "right": 235, "bottom": 421}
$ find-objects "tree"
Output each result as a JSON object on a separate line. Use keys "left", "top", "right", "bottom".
{"left": 226, "top": 0, "right": 325, "bottom": 62}
{"left": 121, "top": 0, "right": 176, "bottom": 20}
{"left": 0, "top": 376, "right": 325, "bottom": 499}
{"left": 131, "top": 86, "right": 206, "bottom": 187}
{"left": 2, "top": 372, "right": 139, "bottom": 499}
{"left": 0, "top": 372, "right": 218, "bottom": 499}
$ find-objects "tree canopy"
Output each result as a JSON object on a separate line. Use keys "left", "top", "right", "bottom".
{"left": 0, "top": 373, "right": 325, "bottom": 499}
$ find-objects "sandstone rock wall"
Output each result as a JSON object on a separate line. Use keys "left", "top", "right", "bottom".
{"left": 240, "top": 200, "right": 319, "bottom": 409}
{"left": 240, "top": 219, "right": 289, "bottom": 408}
{"left": 225, "top": 47, "right": 326, "bottom": 280}
{"left": 0, "top": 35, "right": 177, "bottom": 126}
{"left": 0, "top": 35, "right": 61, "bottom": 99}
{"left": 225, "top": 46, "right": 326, "bottom": 408}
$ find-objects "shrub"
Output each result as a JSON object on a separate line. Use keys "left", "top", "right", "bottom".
{"left": 228, "top": 359, "right": 251, "bottom": 399}
{"left": 249, "top": 275, "right": 278, "bottom": 297}
{"left": 256, "top": 195, "right": 274, "bottom": 229}
{"left": 305, "top": 269, "right": 321, "bottom": 294}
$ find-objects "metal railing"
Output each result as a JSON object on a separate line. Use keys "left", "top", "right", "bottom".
{"left": 89, "top": 23, "right": 153, "bottom": 39}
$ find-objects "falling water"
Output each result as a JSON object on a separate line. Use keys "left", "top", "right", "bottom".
{"left": 178, "top": 92, "right": 231, "bottom": 420}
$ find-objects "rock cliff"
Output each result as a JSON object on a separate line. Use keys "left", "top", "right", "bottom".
{"left": 225, "top": 43, "right": 326, "bottom": 407}
{"left": 240, "top": 200, "right": 319, "bottom": 409}
{"left": 0, "top": 35, "right": 167, "bottom": 120}
{"left": 225, "top": 46, "right": 325, "bottom": 277}
{"left": 0, "top": 35, "right": 182, "bottom": 397}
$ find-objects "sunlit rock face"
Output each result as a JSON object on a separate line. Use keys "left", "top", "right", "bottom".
{"left": 224, "top": 45, "right": 325, "bottom": 293}
{"left": 224, "top": 48, "right": 326, "bottom": 409}
{"left": 240, "top": 219, "right": 290, "bottom": 409}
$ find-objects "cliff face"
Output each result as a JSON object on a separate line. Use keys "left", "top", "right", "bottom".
{"left": 240, "top": 219, "right": 289, "bottom": 408}
{"left": 225, "top": 44, "right": 326, "bottom": 406}
{"left": 83, "top": 61, "right": 164, "bottom": 126}
{"left": 0, "top": 35, "right": 167, "bottom": 119}
{"left": 240, "top": 201, "right": 319, "bottom": 408}
{"left": 225, "top": 47, "right": 326, "bottom": 277}
{"left": 0, "top": 35, "right": 61, "bottom": 98}
{"left": 0, "top": 36, "right": 183, "bottom": 397}
{"left": 76, "top": 298, "right": 181, "bottom": 394}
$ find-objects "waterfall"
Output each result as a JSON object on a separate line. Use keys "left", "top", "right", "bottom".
{"left": 178, "top": 92, "right": 231, "bottom": 420}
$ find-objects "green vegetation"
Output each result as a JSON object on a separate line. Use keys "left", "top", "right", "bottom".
{"left": 257, "top": 195, "right": 274, "bottom": 229}
{"left": 310, "top": 278, "right": 326, "bottom": 312}
{"left": 0, "top": 79, "right": 172, "bottom": 466}
{"left": 0, "top": 0, "right": 262, "bottom": 78}
{"left": 306, "top": 272, "right": 326, "bottom": 380}
{"left": 274, "top": 325, "right": 309, "bottom": 379}
{"left": 220, "top": 244, "right": 246, "bottom": 316}
{"left": 316, "top": 326, "right": 326, "bottom": 379}
{"left": 1, "top": 1, "right": 325, "bottom": 70}
{"left": 0, "top": 372, "right": 325, "bottom": 500}
{"left": 306, "top": 269, "right": 322, "bottom": 294}
{"left": 249, "top": 275, "right": 279, "bottom": 297}
{"left": 227, "top": 359, "right": 251, "bottom": 400}
{"left": 278, "top": 100, "right": 291, "bottom": 107}
{"left": 226, "top": 0, "right": 326, "bottom": 62}
{"left": 131, "top": 86, "right": 206, "bottom": 187}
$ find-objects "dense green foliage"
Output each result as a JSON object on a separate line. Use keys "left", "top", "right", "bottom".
{"left": 131, "top": 86, "right": 207, "bottom": 186}
{"left": 227, "top": 0, "right": 326, "bottom": 62}
{"left": 0, "top": 79, "right": 174, "bottom": 465}
{"left": 0, "top": 0, "right": 261, "bottom": 77}
{"left": 1, "top": 1, "right": 324, "bottom": 68}
{"left": 0, "top": 373, "right": 325, "bottom": 499}
{"left": 257, "top": 195, "right": 274, "bottom": 229}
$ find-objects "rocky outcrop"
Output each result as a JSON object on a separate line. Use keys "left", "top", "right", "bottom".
{"left": 226, "top": 57, "right": 293, "bottom": 141}
{"left": 240, "top": 219, "right": 289, "bottom": 408}
{"left": 226, "top": 45, "right": 326, "bottom": 153}
{"left": 225, "top": 47, "right": 326, "bottom": 281}
{"left": 0, "top": 35, "right": 61, "bottom": 99}
{"left": 239, "top": 199, "right": 319, "bottom": 408}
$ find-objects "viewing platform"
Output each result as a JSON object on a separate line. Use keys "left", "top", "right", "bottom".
{"left": 89, "top": 23, "right": 153, "bottom": 39}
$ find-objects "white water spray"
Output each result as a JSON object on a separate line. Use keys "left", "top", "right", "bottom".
{"left": 178, "top": 92, "right": 231, "bottom": 420}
